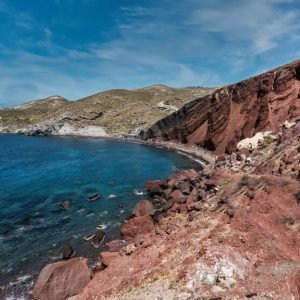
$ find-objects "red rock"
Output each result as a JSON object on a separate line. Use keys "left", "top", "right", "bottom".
{"left": 171, "top": 203, "right": 187, "bottom": 213}
{"left": 176, "top": 181, "right": 191, "bottom": 195}
{"left": 142, "top": 60, "right": 300, "bottom": 153}
{"left": 121, "top": 243, "right": 136, "bottom": 255}
{"left": 33, "top": 257, "right": 92, "bottom": 300}
{"left": 121, "top": 215, "right": 155, "bottom": 239}
{"left": 182, "top": 169, "right": 200, "bottom": 180}
{"left": 173, "top": 169, "right": 199, "bottom": 181}
{"left": 198, "top": 189, "right": 206, "bottom": 200}
{"left": 100, "top": 252, "right": 120, "bottom": 267}
{"left": 292, "top": 123, "right": 300, "bottom": 136}
{"left": 216, "top": 155, "right": 226, "bottom": 163}
{"left": 134, "top": 234, "right": 153, "bottom": 248}
{"left": 287, "top": 271, "right": 300, "bottom": 299}
{"left": 186, "top": 193, "right": 198, "bottom": 205}
{"left": 187, "top": 202, "right": 203, "bottom": 211}
{"left": 106, "top": 239, "right": 127, "bottom": 252}
{"left": 202, "top": 164, "right": 215, "bottom": 177}
{"left": 132, "top": 199, "right": 154, "bottom": 217}
{"left": 171, "top": 189, "right": 187, "bottom": 204}
{"left": 145, "top": 180, "right": 163, "bottom": 194}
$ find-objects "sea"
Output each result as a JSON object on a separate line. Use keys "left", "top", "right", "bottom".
{"left": 0, "top": 134, "right": 200, "bottom": 299}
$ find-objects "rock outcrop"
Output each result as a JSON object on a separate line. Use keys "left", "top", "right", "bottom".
{"left": 75, "top": 119, "right": 300, "bottom": 300}
{"left": 121, "top": 215, "right": 155, "bottom": 239}
{"left": 132, "top": 200, "right": 155, "bottom": 217}
{"left": 32, "top": 257, "right": 92, "bottom": 300}
{"left": 142, "top": 60, "right": 300, "bottom": 154}
{"left": 15, "top": 122, "right": 108, "bottom": 137}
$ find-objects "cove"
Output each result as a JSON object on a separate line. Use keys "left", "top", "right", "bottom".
{"left": 0, "top": 134, "right": 200, "bottom": 298}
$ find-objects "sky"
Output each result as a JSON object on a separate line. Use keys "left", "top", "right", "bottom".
{"left": 0, "top": 0, "right": 300, "bottom": 107}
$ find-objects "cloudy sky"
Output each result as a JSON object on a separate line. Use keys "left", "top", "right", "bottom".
{"left": 0, "top": 0, "right": 300, "bottom": 106}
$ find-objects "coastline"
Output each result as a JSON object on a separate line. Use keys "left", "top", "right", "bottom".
{"left": 0, "top": 134, "right": 202, "bottom": 299}
{"left": 4, "top": 119, "right": 300, "bottom": 299}
{"left": 0, "top": 132, "right": 215, "bottom": 166}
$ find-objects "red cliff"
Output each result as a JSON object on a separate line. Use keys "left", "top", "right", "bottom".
{"left": 142, "top": 60, "right": 300, "bottom": 154}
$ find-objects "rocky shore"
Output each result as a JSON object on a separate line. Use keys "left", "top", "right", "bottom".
{"left": 2, "top": 59, "right": 300, "bottom": 299}
{"left": 31, "top": 118, "right": 300, "bottom": 299}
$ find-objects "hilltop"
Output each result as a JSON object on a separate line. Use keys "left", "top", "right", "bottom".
{"left": 0, "top": 85, "right": 213, "bottom": 136}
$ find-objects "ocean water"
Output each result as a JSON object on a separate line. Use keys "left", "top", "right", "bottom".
{"left": 0, "top": 134, "right": 200, "bottom": 298}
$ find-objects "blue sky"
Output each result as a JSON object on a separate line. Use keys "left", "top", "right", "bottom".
{"left": 0, "top": 0, "right": 300, "bottom": 106}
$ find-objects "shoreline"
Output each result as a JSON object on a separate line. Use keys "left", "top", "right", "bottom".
{"left": 0, "top": 134, "right": 204, "bottom": 299}
{"left": 0, "top": 132, "right": 215, "bottom": 166}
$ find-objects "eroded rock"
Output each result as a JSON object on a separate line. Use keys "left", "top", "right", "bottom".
{"left": 121, "top": 215, "right": 155, "bottom": 239}
{"left": 132, "top": 200, "right": 154, "bottom": 217}
{"left": 33, "top": 257, "right": 92, "bottom": 300}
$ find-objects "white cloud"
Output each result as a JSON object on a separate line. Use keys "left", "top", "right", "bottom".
{"left": 1, "top": 0, "right": 300, "bottom": 106}
{"left": 187, "top": 0, "right": 300, "bottom": 55}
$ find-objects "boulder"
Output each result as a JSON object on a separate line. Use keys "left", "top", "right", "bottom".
{"left": 132, "top": 200, "right": 154, "bottom": 217}
{"left": 32, "top": 257, "right": 92, "bottom": 300}
{"left": 202, "top": 164, "right": 214, "bottom": 178}
{"left": 171, "top": 203, "right": 187, "bottom": 213}
{"left": 121, "top": 215, "right": 155, "bottom": 239}
{"left": 59, "top": 200, "right": 70, "bottom": 210}
{"left": 100, "top": 251, "right": 120, "bottom": 267}
{"left": 61, "top": 245, "right": 75, "bottom": 259}
{"left": 106, "top": 239, "right": 127, "bottom": 252}
{"left": 187, "top": 202, "right": 203, "bottom": 211}
{"left": 88, "top": 193, "right": 101, "bottom": 202}
{"left": 161, "top": 200, "right": 174, "bottom": 212}
{"left": 176, "top": 169, "right": 199, "bottom": 181}
{"left": 198, "top": 189, "right": 207, "bottom": 200}
{"left": 176, "top": 181, "right": 191, "bottom": 195}
{"left": 91, "top": 230, "right": 105, "bottom": 248}
{"left": 162, "top": 187, "right": 173, "bottom": 200}
{"left": 186, "top": 194, "right": 198, "bottom": 205}
{"left": 171, "top": 189, "right": 187, "bottom": 204}
{"left": 121, "top": 243, "right": 137, "bottom": 255}
{"left": 146, "top": 180, "right": 164, "bottom": 194}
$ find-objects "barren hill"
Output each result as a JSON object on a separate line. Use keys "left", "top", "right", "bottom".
{"left": 0, "top": 85, "right": 213, "bottom": 136}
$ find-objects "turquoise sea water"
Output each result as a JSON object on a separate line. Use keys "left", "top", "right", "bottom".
{"left": 0, "top": 134, "right": 199, "bottom": 298}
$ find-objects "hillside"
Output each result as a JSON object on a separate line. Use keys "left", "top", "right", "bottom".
{"left": 33, "top": 116, "right": 300, "bottom": 300}
{"left": 0, "top": 85, "right": 213, "bottom": 136}
{"left": 142, "top": 59, "right": 300, "bottom": 154}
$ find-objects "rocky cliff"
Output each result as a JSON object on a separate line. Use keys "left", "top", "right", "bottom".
{"left": 32, "top": 119, "right": 300, "bottom": 300}
{"left": 142, "top": 60, "right": 300, "bottom": 154}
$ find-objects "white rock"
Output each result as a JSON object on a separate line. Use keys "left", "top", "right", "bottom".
{"left": 57, "top": 124, "right": 108, "bottom": 137}
{"left": 237, "top": 131, "right": 275, "bottom": 150}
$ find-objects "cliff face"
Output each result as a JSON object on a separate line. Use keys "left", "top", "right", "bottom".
{"left": 142, "top": 60, "right": 300, "bottom": 154}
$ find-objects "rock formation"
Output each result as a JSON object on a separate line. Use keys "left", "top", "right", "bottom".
{"left": 29, "top": 60, "right": 300, "bottom": 299}
{"left": 32, "top": 257, "right": 92, "bottom": 300}
{"left": 75, "top": 118, "right": 300, "bottom": 300}
{"left": 142, "top": 60, "right": 300, "bottom": 154}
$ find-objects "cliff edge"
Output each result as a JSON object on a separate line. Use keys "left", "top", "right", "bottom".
{"left": 142, "top": 60, "right": 300, "bottom": 154}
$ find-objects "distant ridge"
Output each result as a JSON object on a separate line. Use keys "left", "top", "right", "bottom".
{"left": 13, "top": 95, "right": 68, "bottom": 110}
{"left": 0, "top": 85, "right": 214, "bottom": 135}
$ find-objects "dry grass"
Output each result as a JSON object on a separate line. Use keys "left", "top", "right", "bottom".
{"left": 0, "top": 85, "right": 214, "bottom": 135}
